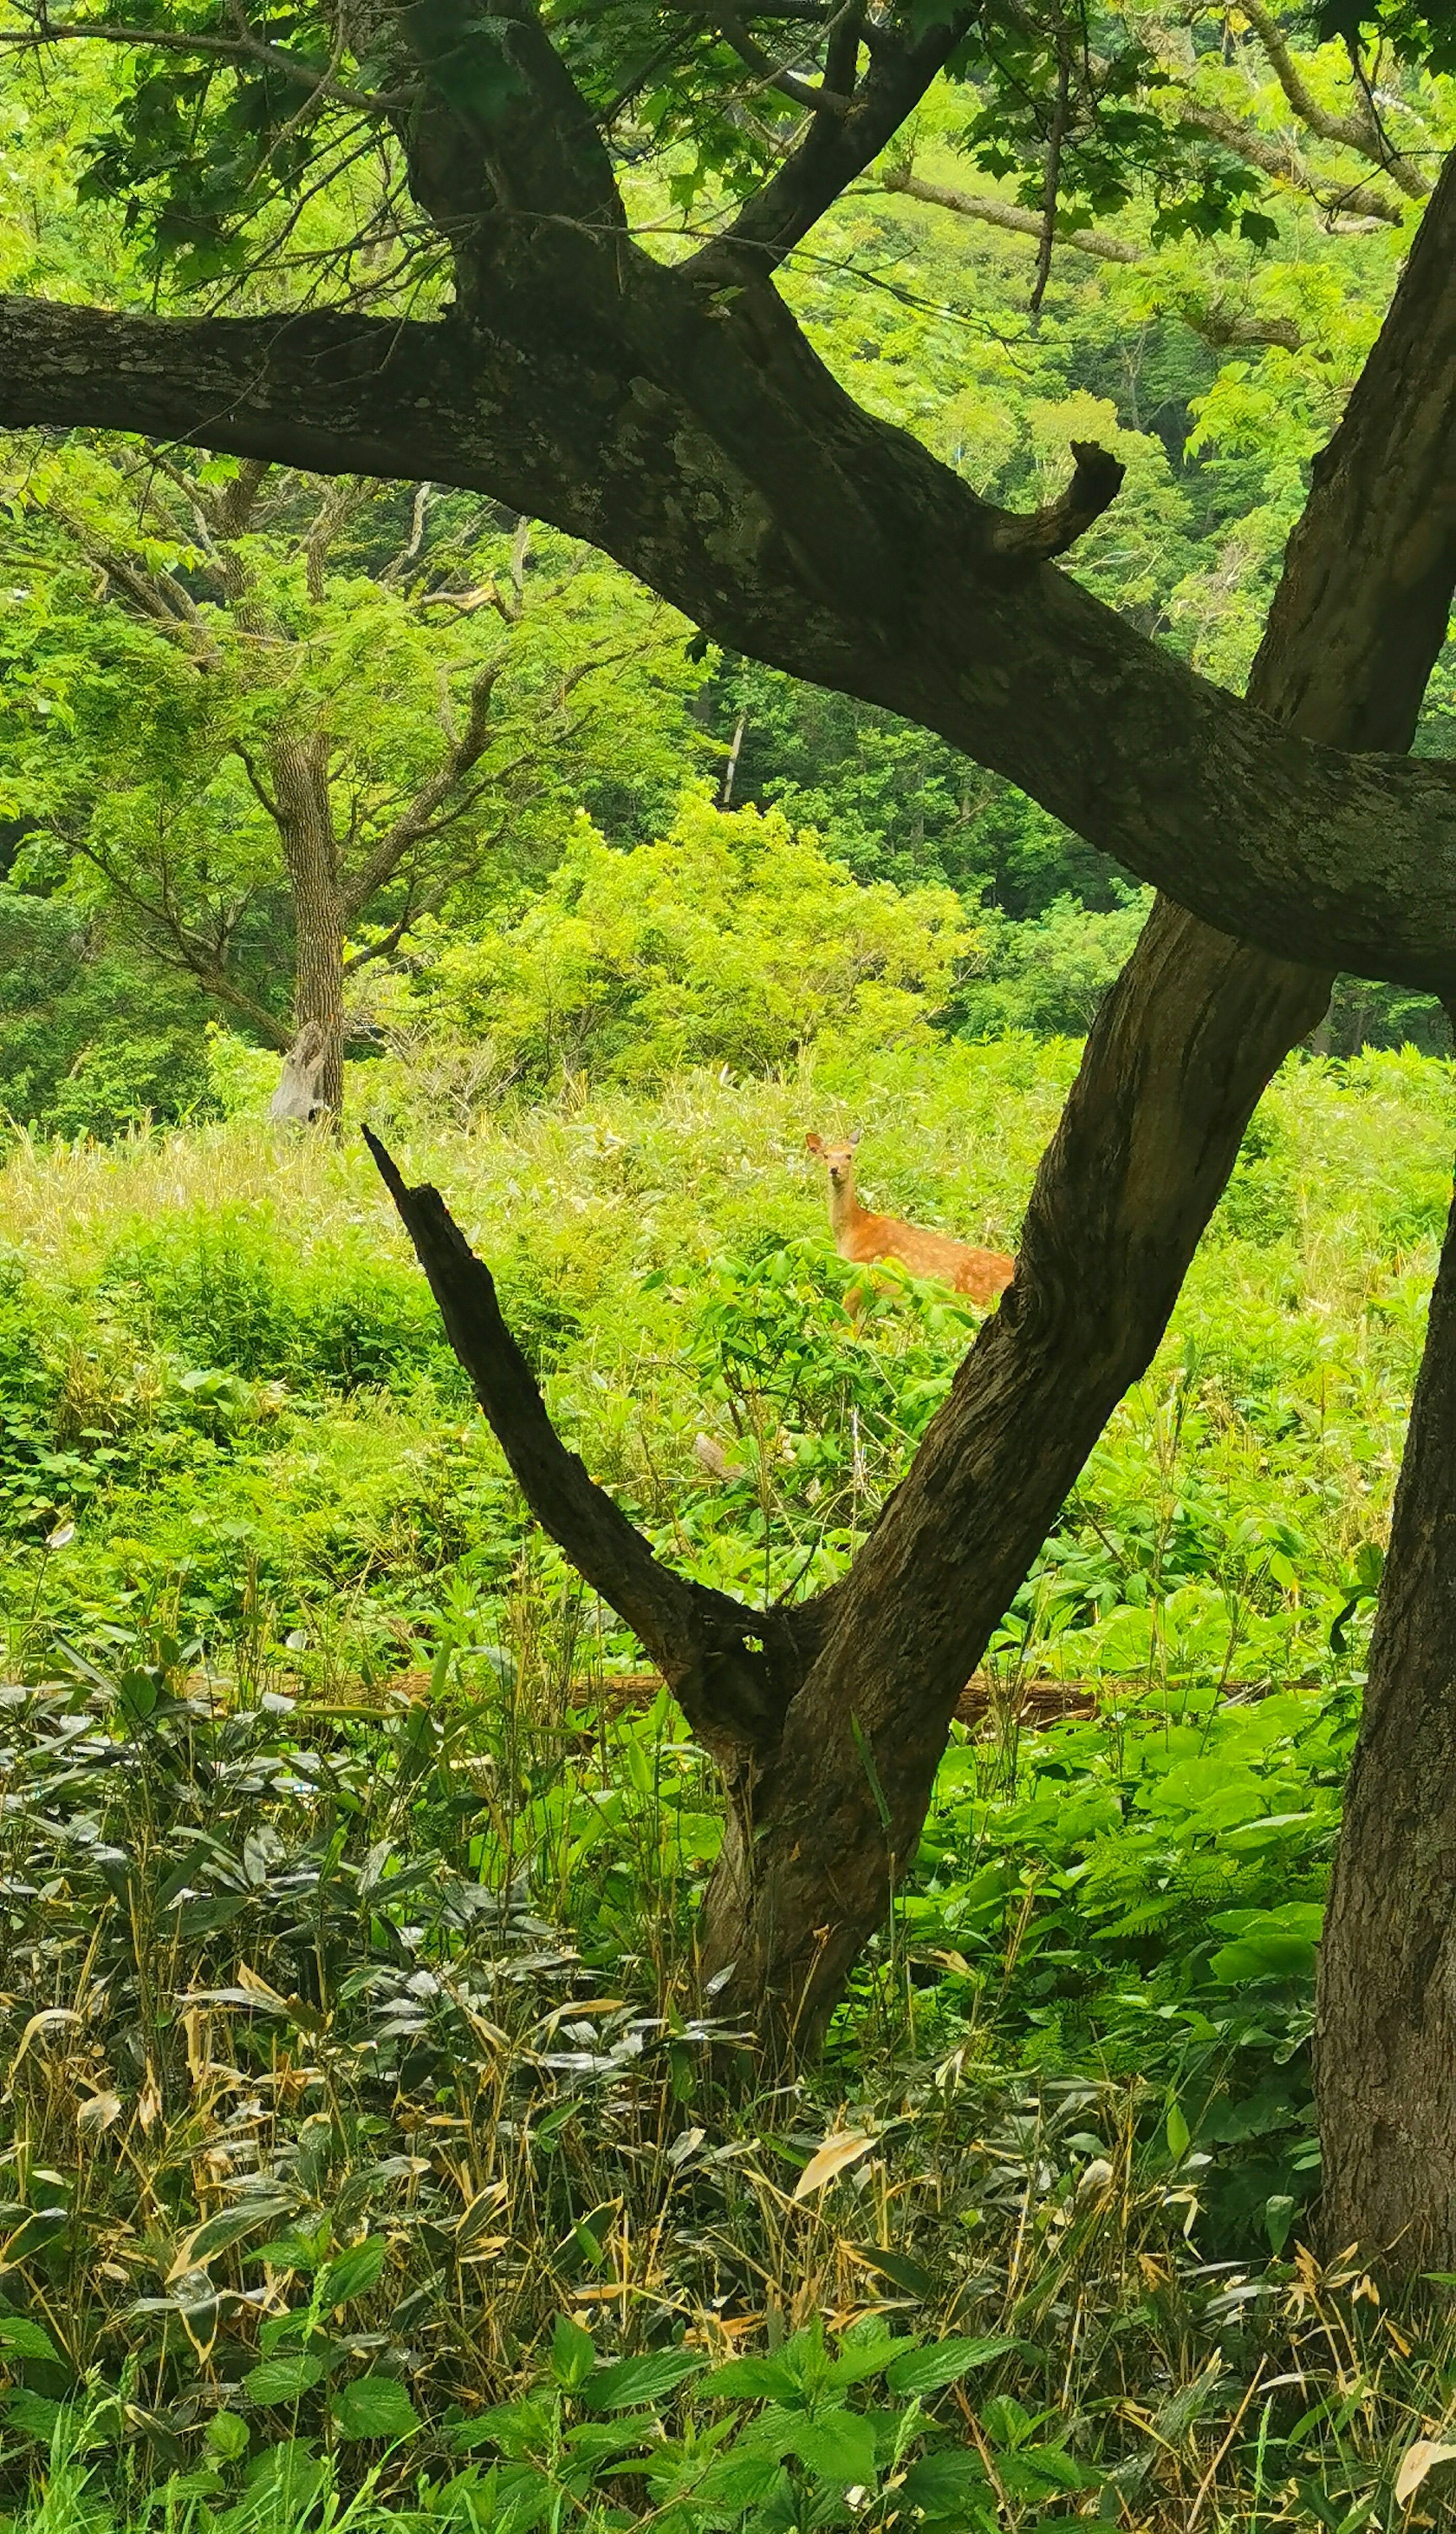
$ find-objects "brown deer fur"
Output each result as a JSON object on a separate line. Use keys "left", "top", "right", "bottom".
{"left": 805, "top": 1131, "right": 1014, "bottom": 1306}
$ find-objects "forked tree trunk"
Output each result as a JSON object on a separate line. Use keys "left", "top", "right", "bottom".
{"left": 272, "top": 732, "right": 345, "bottom": 1116}
{"left": 371, "top": 157, "right": 1456, "bottom": 2093}
{"left": 695, "top": 157, "right": 1456, "bottom": 2055}
{"left": 1316, "top": 1188, "right": 1456, "bottom": 2264}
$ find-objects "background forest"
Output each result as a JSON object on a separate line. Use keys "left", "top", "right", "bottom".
{"left": 3, "top": 7, "right": 1456, "bottom": 2531}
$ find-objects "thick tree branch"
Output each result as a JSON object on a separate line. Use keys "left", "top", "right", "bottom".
{"left": 1239, "top": 0, "right": 1428, "bottom": 198}
{"left": 2, "top": 159, "right": 1454, "bottom": 990}
{"left": 361, "top": 1128, "right": 828, "bottom": 1754}
{"left": 682, "top": 5, "right": 977, "bottom": 285}
{"left": 988, "top": 438, "right": 1124, "bottom": 560}
{"left": 706, "top": 104, "right": 1456, "bottom": 2045}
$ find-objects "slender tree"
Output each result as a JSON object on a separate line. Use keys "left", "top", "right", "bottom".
{"left": 0, "top": 0, "right": 1454, "bottom": 2254}
{"left": 5, "top": 450, "right": 694, "bottom": 1112}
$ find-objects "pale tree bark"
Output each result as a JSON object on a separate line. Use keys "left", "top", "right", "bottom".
{"left": 271, "top": 732, "right": 346, "bottom": 1118}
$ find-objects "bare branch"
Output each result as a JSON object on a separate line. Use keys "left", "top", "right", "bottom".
{"left": 363, "top": 1129, "right": 824, "bottom": 1754}
{"left": 340, "top": 657, "right": 500, "bottom": 920}
{"left": 880, "top": 168, "right": 1303, "bottom": 349}
{"left": 989, "top": 438, "right": 1125, "bottom": 564}
{"left": 882, "top": 164, "right": 1138, "bottom": 259}
{"left": 1179, "top": 98, "right": 1408, "bottom": 225}
{"left": 0, "top": 18, "right": 414, "bottom": 111}
{"left": 1239, "top": 0, "right": 1428, "bottom": 198}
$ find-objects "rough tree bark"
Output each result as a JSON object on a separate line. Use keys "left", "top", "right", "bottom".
{"left": 7, "top": 0, "right": 1456, "bottom": 2230}
{"left": 3, "top": 283, "right": 1456, "bottom": 985}
{"left": 1316, "top": 1196, "right": 1456, "bottom": 2265}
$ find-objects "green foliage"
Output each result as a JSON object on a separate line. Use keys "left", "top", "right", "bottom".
{"left": 956, "top": 889, "right": 1153, "bottom": 1037}
{"left": 378, "top": 796, "right": 976, "bottom": 1094}
{"left": 0, "top": 1032, "right": 1453, "bottom": 2527}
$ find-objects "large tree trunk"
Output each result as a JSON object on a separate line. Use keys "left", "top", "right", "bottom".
{"left": 1316, "top": 1192, "right": 1456, "bottom": 2263}
{"left": 366, "top": 154, "right": 1456, "bottom": 2073}
{"left": 696, "top": 150, "right": 1456, "bottom": 2052}
{"left": 271, "top": 734, "right": 345, "bottom": 1117}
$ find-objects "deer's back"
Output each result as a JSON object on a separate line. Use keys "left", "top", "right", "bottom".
{"left": 845, "top": 1213, "right": 1014, "bottom": 1303}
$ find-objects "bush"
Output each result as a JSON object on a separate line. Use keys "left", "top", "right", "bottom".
{"left": 373, "top": 793, "right": 976, "bottom": 1093}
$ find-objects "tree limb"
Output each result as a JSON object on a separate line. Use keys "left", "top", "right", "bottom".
{"left": 361, "top": 1127, "right": 828, "bottom": 1755}
{"left": 1178, "top": 98, "right": 1407, "bottom": 225}
{"left": 340, "top": 657, "right": 500, "bottom": 921}
{"left": 682, "top": 5, "right": 977, "bottom": 285}
{"left": 879, "top": 167, "right": 1304, "bottom": 349}
{"left": 988, "top": 438, "right": 1125, "bottom": 560}
{"left": 2, "top": 184, "right": 1455, "bottom": 990}
{"left": 1239, "top": 0, "right": 1428, "bottom": 198}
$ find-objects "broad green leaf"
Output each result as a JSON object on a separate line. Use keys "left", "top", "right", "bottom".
{"left": 204, "top": 2411, "right": 250, "bottom": 2462}
{"left": 790, "top": 2405, "right": 879, "bottom": 2486}
{"left": 0, "top": 2319, "right": 64, "bottom": 2365}
{"left": 551, "top": 2314, "right": 597, "bottom": 2390}
{"left": 243, "top": 2355, "right": 325, "bottom": 2405}
{"left": 700, "top": 2354, "right": 802, "bottom": 2404}
{"left": 581, "top": 2350, "right": 706, "bottom": 2410}
{"left": 320, "top": 2238, "right": 386, "bottom": 2308}
{"left": 885, "top": 2338, "right": 1017, "bottom": 2396}
{"left": 901, "top": 2448, "right": 995, "bottom": 2518}
{"left": 329, "top": 2374, "right": 420, "bottom": 2441}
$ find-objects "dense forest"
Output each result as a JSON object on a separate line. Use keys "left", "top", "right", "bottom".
{"left": 2, "top": 2, "right": 1456, "bottom": 2529}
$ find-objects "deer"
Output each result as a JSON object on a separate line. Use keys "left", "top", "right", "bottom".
{"left": 805, "top": 1130, "right": 1014, "bottom": 1307}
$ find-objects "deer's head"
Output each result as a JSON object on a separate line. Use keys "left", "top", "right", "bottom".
{"left": 805, "top": 1129, "right": 861, "bottom": 1188}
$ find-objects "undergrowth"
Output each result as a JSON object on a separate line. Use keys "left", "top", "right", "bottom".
{"left": 1, "top": 1032, "right": 1454, "bottom": 2527}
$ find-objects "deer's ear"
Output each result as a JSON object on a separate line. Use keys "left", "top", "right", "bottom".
{"left": 848, "top": 1128, "right": 862, "bottom": 1148}
{"left": 805, "top": 1132, "right": 823, "bottom": 1154}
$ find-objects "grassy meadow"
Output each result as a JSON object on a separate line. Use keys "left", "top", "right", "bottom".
{"left": 1, "top": 1029, "right": 1455, "bottom": 2531}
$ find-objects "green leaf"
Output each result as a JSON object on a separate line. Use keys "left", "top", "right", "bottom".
{"left": 243, "top": 2355, "right": 325, "bottom": 2406}
{"left": 180, "top": 2200, "right": 293, "bottom": 2270}
{"left": 700, "top": 2355, "right": 800, "bottom": 2403}
{"left": 319, "top": 2238, "right": 386, "bottom": 2308}
{"left": 901, "top": 2448, "right": 994, "bottom": 2519}
{"left": 329, "top": 2374, "right": 420, "bottom": 2442}
{"left": 204, "top": 2411, "right": 250, "bottom": 2462}
{"left": 1166, "top": 2100, "right": 1190, "bottom": 2159}
{"left": 582, "top": 2350, "right": 706, "bottom": 2410}
{"left": 550, "top": 2315, "right": 598, "bottom": 2391}
{"left": 885, "top": 2338, "right": 1017, "bottom": 2396}
{"left": 850, "top": 2244, "right": 938, "bottom": 2297}
{"left": 0, "top": 2319, "right": 64, "bottom": 2365}
{"left": 790, "top": 2405, "right": 879, "bottom": 2486}
{"left": 695, "top": 2452, "right": 784, "bottom": 2507}
{"left": 5, "top": 2389, "right": 66, "bottom": 2442}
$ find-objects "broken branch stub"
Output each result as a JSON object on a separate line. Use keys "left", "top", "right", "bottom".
{"left": 362, "top": 1128, "right": 818, "bottom": 1756}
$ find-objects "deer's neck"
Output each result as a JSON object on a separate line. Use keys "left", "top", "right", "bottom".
{"left": 828, "top": 1172, "right": 866, "bottom": 1244}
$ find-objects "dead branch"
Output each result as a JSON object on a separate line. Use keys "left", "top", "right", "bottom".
{"left": 363, "top": 1129, "right": 828, "bottom": 1755}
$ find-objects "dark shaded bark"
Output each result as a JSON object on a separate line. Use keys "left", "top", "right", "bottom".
{"left": 1, "top": 156, "right": 1456, "bottom": 985}
{"left": 347, "top": 143, "right": 1456, "bottom": 2061}
{"left": 693, "top": 143, "right": 1456, "bottom": 2049}
{"left": 361, "top": 1129, "right": 830, "bottom": 1768}
{"left": 1316, "top": 1194, "right": 1456, "bottom": 2265}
